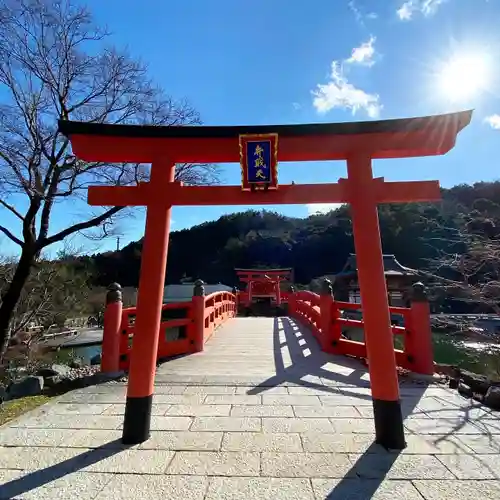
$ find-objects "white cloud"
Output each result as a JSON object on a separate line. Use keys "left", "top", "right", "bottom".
{"left": 348, "top": 0, "right": 363, "bottom": 24}
{"left": 485, "top": 114, "right": 500, "bottom": 130}
{"left": 397, "top": 0, "right": 448, "bottom": 21}
{"left": 397, "top": 2, "right": 413, "bottom": 19}
{"left": 348, "top": 0, "right": 378, "bottom": 24}
{"left": 312, "top": 62, "right": 381, "bottom": 117}
{"left": 346, "top": 36, "right": 376, "bottom": 66}
{"left": 292, "top": 102, "right": 301, "bottom": 110}
{"left": 307, "top": 203, "right": 343, "bottom": 215}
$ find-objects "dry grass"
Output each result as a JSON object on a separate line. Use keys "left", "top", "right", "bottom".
{"left": 0, "top": 394, "right": 52, "bottom": 426}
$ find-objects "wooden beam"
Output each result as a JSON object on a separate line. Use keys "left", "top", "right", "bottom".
{"left": 339, "top": 178, "right": 441, "bottom": 204}
{"left": 87, "top": 184, "right": 151, "bottom": 206}
{"left": 157, "top": 183, "right": 348, "bottom": 206}
{"left": 88, "top": 179, "right": 441, "bottom": 208}
{"left": 376, "top": 180, "right": 441, "bottom": 203}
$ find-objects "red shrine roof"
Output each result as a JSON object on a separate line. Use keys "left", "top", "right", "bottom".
{"left": 58, "top": 110, "right": 472, "bottom": 164}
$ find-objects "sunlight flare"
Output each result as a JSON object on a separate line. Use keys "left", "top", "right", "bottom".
{"left": 437, "top": 53, "right": 490, "bottom": 101}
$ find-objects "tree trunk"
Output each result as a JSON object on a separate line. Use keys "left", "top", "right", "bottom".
{"left": 0, "top": 246, "right": 36, "bottom": 361}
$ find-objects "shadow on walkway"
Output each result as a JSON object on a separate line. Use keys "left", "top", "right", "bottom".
{"left": 247, "top": 316, "right": 424, "bottom": 404}
{"left": 248, "top": 316, "right": 427, "bottom": 499}
{"left": 0, "top": 440, "right": 128, "bottom": 498}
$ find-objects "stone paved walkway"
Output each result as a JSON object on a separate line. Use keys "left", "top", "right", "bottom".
{"left": 1, "top": 317, "right": 500, "bottom": 499}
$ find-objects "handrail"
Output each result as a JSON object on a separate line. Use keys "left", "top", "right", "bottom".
{"left": 295, "top": 290, "right": 321, "bottom": 306}
{"left": 199, "top": 291, "right": 237, "bottom": 345}
{"left": 105, "top": 290, "right": 237, "bottom": 371}
{"left": 204, "top": 291, "right": 236, "bottom": 304}
{"left": 289, "top": 290, "right": 432, "bottom": 374}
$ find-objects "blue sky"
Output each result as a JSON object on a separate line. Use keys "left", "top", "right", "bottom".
{"left": 2, "top": 0, "right": 500, "bottom": 257}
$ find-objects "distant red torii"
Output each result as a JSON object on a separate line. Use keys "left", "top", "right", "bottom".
{"left": 235, "top": 268, "right": 292, "bottom": 307}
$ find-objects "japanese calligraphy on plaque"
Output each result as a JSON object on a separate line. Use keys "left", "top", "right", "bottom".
{"left": 239, "top": 133, "right": 278, "bottom": 191}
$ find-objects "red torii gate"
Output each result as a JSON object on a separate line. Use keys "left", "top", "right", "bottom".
{"left": 59, "top": 109, "right": 471, "bottom": 449}
{"left": 236, "top": 268, "right": 292, "bottom": 306}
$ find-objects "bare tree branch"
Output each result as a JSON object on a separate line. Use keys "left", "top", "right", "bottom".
{"left": 39, "top": 205, "right": 123, "bottom": 249}
{"left": 0, "top": 225, "right": 23, "bottom": 247}
{"left": 0, "top": 198, "right": 24, "bottom": 220}
{"left": 0, "top": 0, "right": 220, "bottom": 355}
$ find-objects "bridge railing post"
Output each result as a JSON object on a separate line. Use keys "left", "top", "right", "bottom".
{"left": 288, "top": 285, "right": 296, "bottom": 316}
{"left": 408, "top": 282, "right": 434, "bottom": 375}
{"left": 330, "top": 299, "right": 342, "bottom": 348}
{"left": 101, "top": 282, "right": 122, "bottom": 373}
{"left": 275, "top": 282, "right": 281, "bottom": 306}
{"left": 247, "top": 280, "right": 253, "bottom": 307}
{"left": 319, "top": 278, "right": 334, "bottom": 352}
{"left": 232, "top": 287, "right": 239, "bottom": 316}
{"left": 192, "top": 279, "right": 206, "bottom": 353}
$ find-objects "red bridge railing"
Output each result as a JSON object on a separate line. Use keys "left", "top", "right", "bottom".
{"left": 101, "top": 279, "right": 433, "bottom": 375}
{"left": 101, "top": 281, "right": 237, "bottom": 371}
{"left": 289, "top": 281, "right": 433, "bottom": 375}
{"left": 237, "top": 290, "right": 291, "bottom": 308}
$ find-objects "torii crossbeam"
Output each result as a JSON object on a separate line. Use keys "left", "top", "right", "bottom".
{"left": 59, "top": 109, "right": 472, "bottom": 449}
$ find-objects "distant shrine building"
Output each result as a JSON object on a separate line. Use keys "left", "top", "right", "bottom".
{"left": 333, "top": 254, "right": 418, "bottom": 307}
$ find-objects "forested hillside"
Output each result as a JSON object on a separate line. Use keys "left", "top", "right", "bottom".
{"left": 78, "top": 181, "right": 500, "bottom": 287}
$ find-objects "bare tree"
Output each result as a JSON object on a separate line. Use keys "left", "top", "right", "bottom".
{"left": 1, "top": 253, "right": 91, "bottom": 334}
{"left": 429, "top": 237, "right": 500, "bottom": 314}
{"left": 423, "top": 201, "right": 500, "bottom": 314}
{"left": 0, "top": 0, "right": 219, "bottom": 356}
{"left": 0, "top": 251, "right": 93, "bottom": 381}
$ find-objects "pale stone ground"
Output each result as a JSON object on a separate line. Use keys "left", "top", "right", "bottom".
{"left": 1, "top": 317, "right": 500, "bottom": 499}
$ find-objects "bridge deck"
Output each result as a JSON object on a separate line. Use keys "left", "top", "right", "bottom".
{"left": 156, "top": 316, "right": 368, "bottom": 388}
{"left": 1, "top": 317, "right": 499, "bottom": 499}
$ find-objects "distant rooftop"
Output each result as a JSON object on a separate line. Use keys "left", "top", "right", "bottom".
{"left": 163, "top": 283, "right": 232, "bottom": 303}
{"left": 336, "top": 254, "right": 418, "bottom": 277}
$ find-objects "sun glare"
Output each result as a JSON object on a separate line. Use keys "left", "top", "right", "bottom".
{"left": 438, "top": 53, "right": 490, "bottom": 101}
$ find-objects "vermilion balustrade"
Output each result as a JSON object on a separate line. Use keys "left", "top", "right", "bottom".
{"left": 102, "top": 280, "right": 433, "bottom": 375}
{"left": 289, "top": 282, "right": 433, "bottom": 375}
{"left": 101, "top": 282, "right": 237, "bottom": 371}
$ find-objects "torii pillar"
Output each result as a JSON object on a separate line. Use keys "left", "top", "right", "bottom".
{"left": 122, "top": 160, "right": 175, "bottom": 444}
{"left": 345, "top": 153, "right": 405, "bottom": 449}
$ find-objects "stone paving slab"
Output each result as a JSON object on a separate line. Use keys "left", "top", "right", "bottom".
{"left": 0, "top": 470, "right": 114, "bottom": 500}
{"left": 301, "top": 433, "right": 381, "bottom": 453}
{"left": 1, "top": 317, "right": 500, "bottom": 499}
{"left": 190, "top": 416, "right": 262, "bottom": 432}
{"left": 184, "top": 385, "right": 236, "bottom": 395}
{"left": 82, "top": 449, "right": 175, "bottom": 474}
{"left": 456, "top": 433, "right": 500, "bottom": 453}
{"left": 293, "top": 404, "right": 361, "bottom": 418}
{"left": 221, "top": 431, "right": 303, "bottom": 452}
{"left": 261, "top": 417, "right": 336, "bottom": 434}
{"left": 102, "top": 403, "right": 172, "bottom": 416}
{"left": 435, "top": 454, "right": 500, "bottom": 479}
{"left": 0, "top": 446, "right": 87, "bottom": 471}
{"left": 347, "top": 453, "right": 456, "bottom": 479}
{"left": 139, "top": 431, "right": 223, "bottom": 451}
{"left": 167, "top": 451, "right": 261, "bottom": 476}
{"left": 9, "top": 413, "right": 123, "bottom": 429}
{"left": 261, "top": 452, "right": 353, "bottom": 478}
{"left": 99, "top": 474, "right": 208, "bottom": 500}
{"left": 205, "top": 477, "right": 314, "bottom": 500}
{"left": 412, "top": 479, "right": 500, "bottom": 500}
{"left": 312, "top": 478, "right": 424, "bottom": 499}
{"left": 230, "top": 404, "right": 294, "bottom": 417}
{"left": 164, "top": 404, "right": 232, "bottom": 416}
{"left": 404, "top": 417, "right": 496, "bottom": 435}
